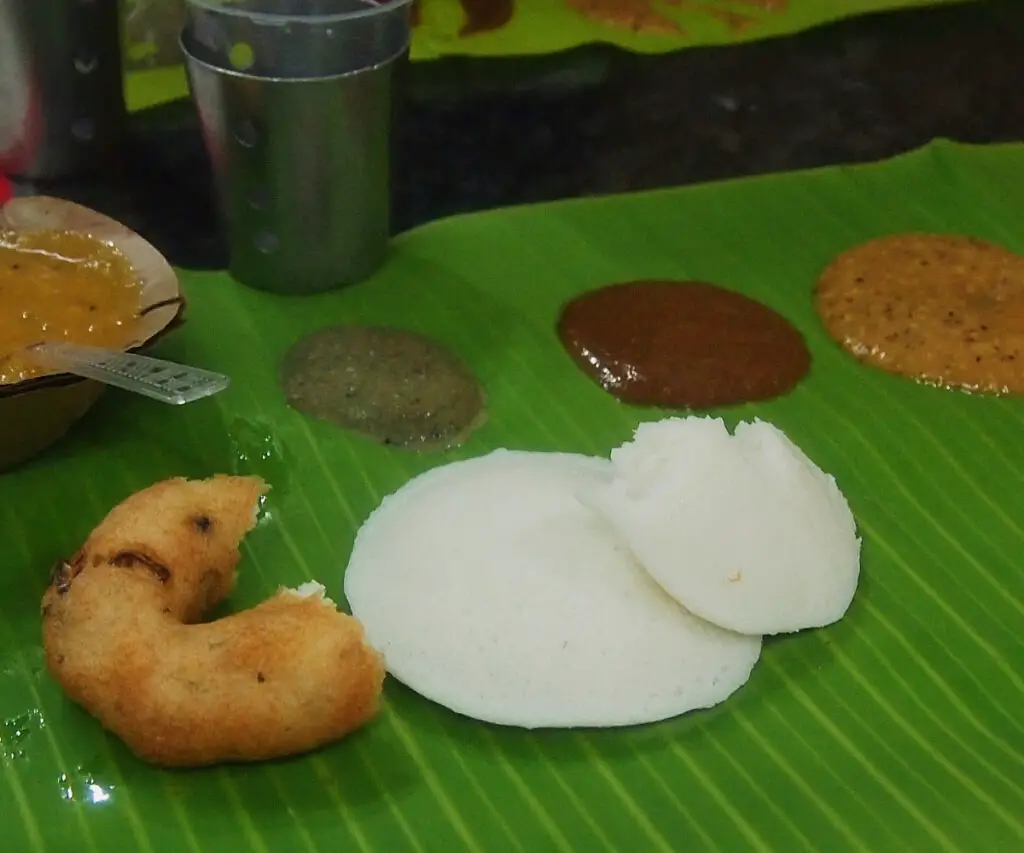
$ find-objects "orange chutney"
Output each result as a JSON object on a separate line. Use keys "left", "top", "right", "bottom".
{"left": 0, "top": 229, "right": 142, "bottom": 385}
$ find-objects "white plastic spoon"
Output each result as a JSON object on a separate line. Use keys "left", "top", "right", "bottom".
{"left": 29, "top": 342, "right": 231, "bottom": 406}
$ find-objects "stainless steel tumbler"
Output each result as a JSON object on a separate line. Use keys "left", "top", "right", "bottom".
{"left": 181, "top": 0, "right": 411, "bottom": 295}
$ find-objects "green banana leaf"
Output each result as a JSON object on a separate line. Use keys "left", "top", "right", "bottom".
{"left": 2, "top": 138, "right": 1023, "bottom": 852}
{"left": 122, "top": 0, "right": 974, "bottom": 111}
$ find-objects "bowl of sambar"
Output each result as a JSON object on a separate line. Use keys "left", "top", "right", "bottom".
{"left": 0, "top": 196, "right": 185, "bottom": 471}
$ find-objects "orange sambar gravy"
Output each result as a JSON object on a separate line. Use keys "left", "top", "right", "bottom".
{"left": 0, "top": 229, "right": 142, "bottom": 385}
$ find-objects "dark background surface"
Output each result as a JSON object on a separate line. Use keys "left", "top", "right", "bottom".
{"left": 19, "top": 0, "right": 1024, "bottom": 269}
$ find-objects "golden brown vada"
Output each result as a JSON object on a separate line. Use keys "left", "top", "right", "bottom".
{"left": 41, "top": 475, "right": 386, "bottom": 768}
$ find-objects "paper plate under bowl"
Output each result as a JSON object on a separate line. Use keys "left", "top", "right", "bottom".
{"left": 0, "top": 196, "right": 185, "bottom": 472}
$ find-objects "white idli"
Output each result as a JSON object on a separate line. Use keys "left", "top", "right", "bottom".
{"left": 586, "top": 417, "right": 861, "bottom": 636}
{"left": 343, "top": 449, "right": 761, "bottom": 729}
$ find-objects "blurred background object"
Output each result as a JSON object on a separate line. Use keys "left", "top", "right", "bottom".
{"left": 5, "top": 0, "right": 1020, "bottom": 273}
{"left": 125, "top": 0, "right": 189, "bottom": 70}
{"left": 0, "top": 0, "right": 126, "bottom": 180}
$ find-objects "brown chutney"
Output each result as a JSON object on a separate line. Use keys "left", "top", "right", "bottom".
{"left": 556, "top": 279, "right": 811, "bottom": 409}
{"left": 815, "top": 233, "right": 1024, "bottom": 395}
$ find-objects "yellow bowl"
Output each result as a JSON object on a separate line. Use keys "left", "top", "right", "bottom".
{"left": 0, "top": 196, "right": 185, "bottom": 472}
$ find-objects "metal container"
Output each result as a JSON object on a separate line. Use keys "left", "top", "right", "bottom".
{"left": 0, "top": 0, "right": 126, "bottom": 180}
{"left": 180, "top": 0, "right": 411, "bottom": 295}
{"left": 184, "top": 0, "right": 410, "bottom": 79}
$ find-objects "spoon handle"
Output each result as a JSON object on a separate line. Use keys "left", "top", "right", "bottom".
{"left": 31, "top": 342, "right": 231, "bottom": 406}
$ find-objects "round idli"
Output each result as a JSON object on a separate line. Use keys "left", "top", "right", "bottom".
{"left": 343, "top": 449, "right": 762, "bottom": 729}
{"left": 586, "top": 417, "right": 861, "bottom": 636}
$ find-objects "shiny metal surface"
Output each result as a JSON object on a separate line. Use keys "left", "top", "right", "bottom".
{"left": 184, "top": 0, "right": 411, "bottom": 79}
{"left": 182, "top": 28, "right": 407, "bottom": 294}
{"left": 0, "top": 0, "right": 126, "bottom": 180}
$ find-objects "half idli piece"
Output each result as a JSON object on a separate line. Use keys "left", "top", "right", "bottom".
{"left": 343, "top": 449, "right": 761, "bottom": 729}
{"left": 585, "top": 417, "right": 861, "bottom": 637}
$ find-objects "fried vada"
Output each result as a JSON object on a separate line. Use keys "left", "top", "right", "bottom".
{"left": 41, "top": 475, "right": 386, "bottom": 768}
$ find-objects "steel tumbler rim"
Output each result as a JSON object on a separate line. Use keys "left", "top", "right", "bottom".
{"left": 178, "top": 29, "right": 409, "bottom": 83}
{"left": 184, "top": 0, "right": 413, "bottom": 27}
